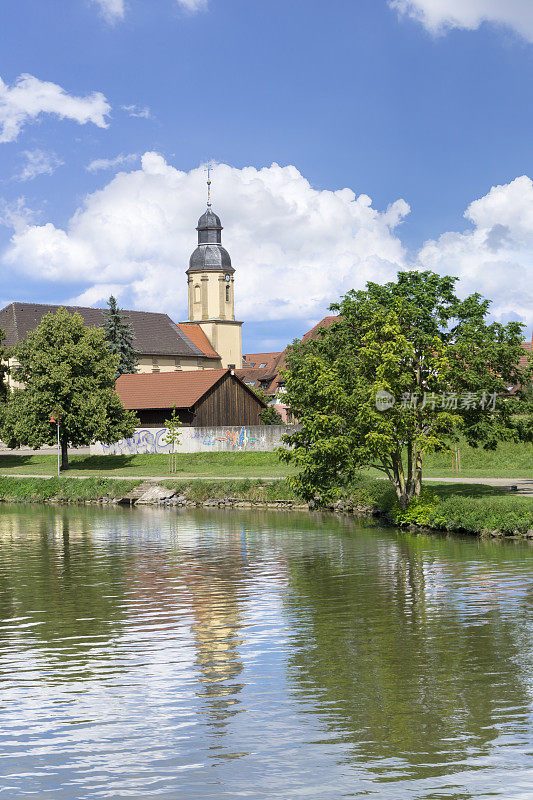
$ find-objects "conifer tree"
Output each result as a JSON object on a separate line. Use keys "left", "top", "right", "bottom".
{"left": 0, "top": 328, "right": 9, "bottom": 405}
{"left": 103, "top": 296, "right": 139, "bottom": 376}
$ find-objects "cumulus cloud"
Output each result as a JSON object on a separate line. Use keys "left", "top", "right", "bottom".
{"left": 0, "top": 73, "right": 110, "bottom": 143}
{"left": 418, "top": 175, "right": 533, "bottom": 327}
{"left": 0, "top": 155, "right": 409, "bottom": 322}
{"left": 4, "top": 157, "right": 530, "bottom": 331}
{"left": 91, "top": 0, "right": 125, "bottom": 23}
{"left": 16, "top": 149, "right": 63, "bottom": 181}
{"left": 86, "top": 153, "right": 139, "bottom": 173}
{"left": 390, "top": 0, "right": 533, "bottom": 41}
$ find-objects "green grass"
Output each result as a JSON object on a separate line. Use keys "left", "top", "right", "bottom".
{"left": 368, "top": 440, "right": 533, "bottom": 479}
{"left": 0, "top": 451, "right": 295, "bottom": 478}
{"left": 162, "top": 478, "right": 301, "bottom": 503}
{"left": 0, "top": 440, "right": 531, "bottom": 479}
{"left": 0, "top": 476, "right": 139, "bottom": 503}
{"left": 345, "top": 475, "right": 533, "bottom": 536}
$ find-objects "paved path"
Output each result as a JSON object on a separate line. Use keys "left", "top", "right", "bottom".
{"left": 424, "top": 477, "right": 533, "bottom": 496}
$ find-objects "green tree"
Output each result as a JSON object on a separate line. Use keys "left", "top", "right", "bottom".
{"left": 251, "top": 385, "right": 284, "bottom": 425}
{"left": 280, "top": 271, "right": 530, "bottom": 508}
{"left": 164, "top": 404, "right": 182, "bottom": 473}
{"left": 102, "top": 295, "right": 139, "bottom": 376}
{"left": 1, "top": 308, "right": 138, "bottom": 469}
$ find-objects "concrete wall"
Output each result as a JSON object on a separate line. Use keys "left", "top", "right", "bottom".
{"left": 90, "top": 424, "right": 299, "bottom": 455}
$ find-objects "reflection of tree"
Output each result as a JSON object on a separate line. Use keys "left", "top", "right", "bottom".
{"left": 285, "top": 529, "right": 532, "bottom": 782}
{"left": 0, "top": 506, "right": 127, "bottom": 677}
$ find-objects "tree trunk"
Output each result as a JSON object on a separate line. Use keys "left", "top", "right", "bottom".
{"left": 414, "top": 451, "right": 423, "bottom": 497}
{"left": 406, "top": 441, "right": 413, "bottom": 496}
{"left": 61, "top": 436, "right": 69, "bottom": 470}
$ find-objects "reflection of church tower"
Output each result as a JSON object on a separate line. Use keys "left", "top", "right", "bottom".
{"left": 185, "top": 173, "right": 243, "bottom": 369}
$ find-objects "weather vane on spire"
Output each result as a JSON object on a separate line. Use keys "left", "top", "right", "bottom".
{"left": 205, "top": 163, "right": 213, "bottom": 208}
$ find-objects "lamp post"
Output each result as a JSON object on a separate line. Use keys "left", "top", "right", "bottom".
{"left": 49, "top": 410, "right": 60, "bottom": 477}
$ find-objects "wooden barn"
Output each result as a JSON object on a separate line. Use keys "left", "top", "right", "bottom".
{"left": 115, "top": 369, "right": 267, "bottom": 427}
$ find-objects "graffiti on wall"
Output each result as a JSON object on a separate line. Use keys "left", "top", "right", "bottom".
{"left": 100, "top": 426, "right": 267, "bottom": 455}
{"left": 197, "top": 427, "right": 265, "bottom": 448}
{"left": 101, "top": 429, "right": 170, "bottom": 456}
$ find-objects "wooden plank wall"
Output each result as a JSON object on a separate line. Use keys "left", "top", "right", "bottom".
{"left": 194, "top": 373, "right": 263, "bottom": 427}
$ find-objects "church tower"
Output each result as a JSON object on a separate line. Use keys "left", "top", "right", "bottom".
{"left": 186, "top": 176, "right": 243, "bottom": 369}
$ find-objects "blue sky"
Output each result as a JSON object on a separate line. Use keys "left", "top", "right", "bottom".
{"left": 1, "top": 0, "right": 532, "bottom": 353}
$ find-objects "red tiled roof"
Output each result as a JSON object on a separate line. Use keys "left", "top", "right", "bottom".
{"left": 301, "top": 315, "right": 338, "bottom": 344}
{"left": 519, "top": 340, "right": 532, "bottom": 372}
{"left": 242, "top": 352, "right": 281, "bottom": 370}
{"left": 263, "top": 316, "right": 339, "bottom": 395}
{"left": 176, "top": 323, "right": 220, "bottom": 359}
{"left": 116, "top": 369, "right": 229, "bottom": 409}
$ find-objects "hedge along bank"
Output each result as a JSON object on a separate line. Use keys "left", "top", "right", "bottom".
{"left": 90, "top": 425, "right": 299, "bottom": 455}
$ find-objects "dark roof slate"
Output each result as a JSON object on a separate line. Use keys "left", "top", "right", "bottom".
{"left": 0, "top": 302, "right": 209, "bottom": 359}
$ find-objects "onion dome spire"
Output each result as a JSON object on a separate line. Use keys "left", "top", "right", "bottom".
{"left": 187, "top": 167, "right": 234, "bottom": 272}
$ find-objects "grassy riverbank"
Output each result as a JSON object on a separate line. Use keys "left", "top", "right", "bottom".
{"left": 346, "top": 477, "right": 533, "bottom": 536}
{"left": 0, "top": 475, "right": 531, "bottom": 536}
{"left": 0, "top": 440, "right": 531, "bottom": 478}
{"left": 0, "top": 476, "right": 139, "bottom": 502}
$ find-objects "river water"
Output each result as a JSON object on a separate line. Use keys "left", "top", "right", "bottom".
{"left": 0, "top": 505, "right": 532, "bottom": 799}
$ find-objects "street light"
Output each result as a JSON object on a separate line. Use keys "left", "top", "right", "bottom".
{"left": 49, "top": 410, "right": 60, "bottom": 477}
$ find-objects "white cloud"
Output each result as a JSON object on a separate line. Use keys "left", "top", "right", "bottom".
{"left": 0, "top": 73, "right": 110, "bottom": 144}
{"left": 122, "top": 104, "right": 151, "bottom": 119}
{"left": 16, "top": 150, "right": 63, "bottom": 182}
{"left": 390, "top": 0, "right": 533, "bottom": 41}
{"left": 0, "top": 155, "right": 409, "bottom": 322}
{"left": 0, "top": 198, "right": 35, "bottom": 232}
{"left": 418, "top": 175, "right": 533, "bottom": 326}
{"left": 177, "top": 0, "right": 208, "bottom": 11}
{"left": 87, "top": 153, "right": 139, "bottom": 173}
{"left": 91, "top": 0, "right": 125, "bottom": 23}
{"left": 4, "top": 158, "right": 530, "bottom": 332}
{"left": 69, "top": 283, "right": 125, "bottom": 305}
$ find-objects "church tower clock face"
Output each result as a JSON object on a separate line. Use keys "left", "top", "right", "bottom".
{"left": 225, "top": 274, "right": 230, "bottom": 282}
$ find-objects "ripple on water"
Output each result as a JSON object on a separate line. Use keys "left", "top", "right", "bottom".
{"left": 0, "top": 504, "right": 532, "bottom": 798}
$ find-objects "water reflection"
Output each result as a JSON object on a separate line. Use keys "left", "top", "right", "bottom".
{"left": 285, "top": 528, "right": 533, "bottom": 795}
{"left": 0, "top": 505, "right": 532, "bottom": 799}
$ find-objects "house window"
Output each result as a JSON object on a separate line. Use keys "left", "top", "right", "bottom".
{"left": 226, "top": 285, "right": 230, "bottom": 302}
{"left": 152, "top": 358, "right": 160, "bottom": 373}
{"left": 174, "top": 358, "right": 181, "bottom": 371}
{"left": 259, "top": 362, "right": 267, "bottom": 368}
